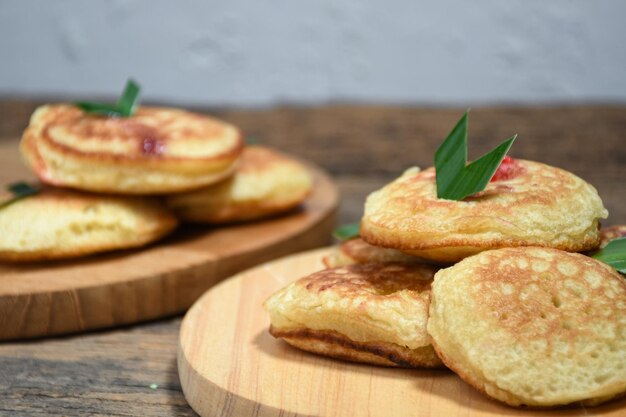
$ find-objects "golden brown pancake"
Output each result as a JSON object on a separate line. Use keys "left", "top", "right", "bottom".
{"left": 323, "top": 237, "right": 438, "bottom": 268}
{"left": 166, "top": 146, "right": 313, "bottom": 223}
{"left": 428, "top": 247, "right": 626, "bottom": 407}
{"left": 0, "top": 187, "right": 177, "bottom": 262}
{"left": 264, "top": 263, "right": 443, "bottom": 368}
{"left": 21, "top": 104, "right": 243, "bottom": 194}
{"left": 361, "top": 162, "right": 607, "bottom": 263}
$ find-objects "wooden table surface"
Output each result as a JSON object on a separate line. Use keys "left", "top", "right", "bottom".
{"left": 0, "top": 100, "right": 624, "bottom": 416}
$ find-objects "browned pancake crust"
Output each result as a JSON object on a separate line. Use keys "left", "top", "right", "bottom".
{"left": 301, "top": 263, "right": 435, "bottom": 296}
{"left": 323, "top": 237, "right": 441, "bottom": 268}
{"left": 361, "top": 162, "right": 607, "bottom": 262}
{"left": 428, "top": 247, "right": 626, "bottom": 407}
{"left": 270, "top": 325, "right": 443, "bottom": 368}
{"left": 24, "top": 105, "right": 242, "bottom": 164}
{"left": 21, "top": 105, "right": 243, "bottom": 193}
{"left": 264, "top": 263, "right": 443, "bottom": 368}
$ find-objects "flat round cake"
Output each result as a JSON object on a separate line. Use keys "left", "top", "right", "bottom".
{"left": 264, "top": 263, "right": 442, "bottom": 368}
{"left": 167, "top": 146, "right": 312, "bottom": 223}
{"left": 0, "top": 188, "right": 177, "bottom": 262}
{"left": 361, "top": 161, "right": 607, "bottom": 263}
{"left": 428, "top": 247, "right": 626, "bottom": 407}
{"left": 21, "top": 104, "right": 243, "bottom": 194}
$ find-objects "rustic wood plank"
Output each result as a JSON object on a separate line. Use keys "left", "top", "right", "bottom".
{"left": 0, "top": 318, "right": 195, "bottom": 417}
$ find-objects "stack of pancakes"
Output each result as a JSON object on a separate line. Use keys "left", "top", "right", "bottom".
{"left": 1, "top": 104, "right": 313, "bottom": 262}
{"left": 265, "top": 158, "right": 626, "bottom": 408}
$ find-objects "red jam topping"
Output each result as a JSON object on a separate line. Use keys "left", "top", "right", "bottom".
{"left": 141, "top": 137, "right": 166, "bottom": 155}
{"left": 490, "top": 156, "right": 522, "bottom": 182}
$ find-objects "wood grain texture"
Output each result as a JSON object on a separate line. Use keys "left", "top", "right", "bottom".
{"left": 178, "top": 247, "right": 626, "bottom": 417}
{"left": 0, "top": 317, "right": 195, "bottom": 417}
{"left": 0, "top": 140, "right": 338, "bottom": 341}
{"left": 0, "top": 101, "right": 624, "bottom": 416}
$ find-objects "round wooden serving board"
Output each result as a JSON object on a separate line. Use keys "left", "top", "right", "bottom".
{"left": 0, "top": 141, "right": 338, "bottom": 341}
{"left": 178, "top": 248, "right": 626, "bottom": 417}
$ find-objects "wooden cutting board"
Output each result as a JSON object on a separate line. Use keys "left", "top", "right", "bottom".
{"left": 178, "top": 248, "right": 626, "bottom": 417}
{"left": 0, "top": 140, "right": 338, "bottom": 340}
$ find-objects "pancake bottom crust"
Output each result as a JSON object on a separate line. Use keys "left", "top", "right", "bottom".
{"left": 264, "top": 263, "right": 443, "bottom": 368}
{"left": 323, "top": 237, "right": 440, "bottom": 268}
{"left": 270, "top": 326, "right": 442, "bottom": 368}
{"left": 428, "top": 247, "right": 626, "bottom": 407}
{"left": 0, "top": 188, "right": 178, "bottom": 262}
{"left": 167, "top": 146, "right": 313, "bottom": 223}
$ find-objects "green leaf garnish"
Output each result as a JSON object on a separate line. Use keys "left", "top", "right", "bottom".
{"left": 435, "top": 111, "right": 517, "bottom": 200}
{"left": 0, "top": 181, "right": 40, "bottom": 209}
{"left": 75, "top": 79, "right": 141, "bottom": 117}
{"left": 333, "top": 223, "right": 360, "bottom": 241}
{"left": 592, "top": 238, "right": 626, "bottom": 275}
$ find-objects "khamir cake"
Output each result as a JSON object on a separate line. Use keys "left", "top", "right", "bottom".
{"left": 167, "top": 146, "right": 312, "bottom": 223}
{"left": 0, "top": 187, "right": 177, "bottom": 262}
{"left": 428, "top": 247, "right": 626, "bottom": 407}
{"left": 264, "top": 263, "right": 443, "bottom": 368}
{"left": 361, "top": 161, "right": 607, "bottom": 263}
{"left": 20, "top": 104, "right": 243, "bottom": 194}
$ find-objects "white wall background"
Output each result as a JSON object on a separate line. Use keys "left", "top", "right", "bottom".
{"left": 1, "top": 0, "right": 625, "bottom": 106}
